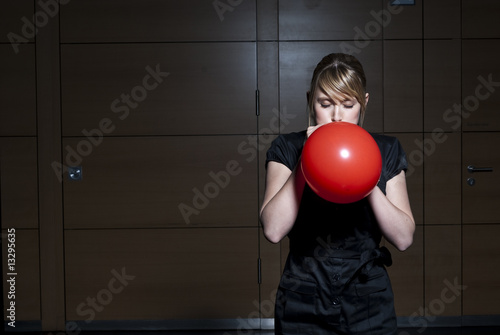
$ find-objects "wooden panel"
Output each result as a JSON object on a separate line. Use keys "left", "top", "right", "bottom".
{"left": 462, "top": 40, "right": 500, "bottom": 131}
{"left": 35, "top": 5, "right": 65, "bottom": 329}
{"left": 65, "top": 228, "right": 258, "bottom": 320}
{"left": 0, "top": 138, "right": 38, "bottom": 228}
{"left": 279, "top": 0, "right": 383, "bottom": 41}
{"left": 257, "top": 0, "right": 278, "bottom": 41}
{"left": 423, "top": 0, "right": 460, "bottom": 39}
{"left": 386, "top": 226, "right": 424, "bottom": 316}
{"left": 0, "top": 0, "right": 34, "bottom": 43}
{"left": 384, "top": 41, "right": 423, "bottom": 132}
{"left": 424, "top": 40, "right": 461, "bottom": 132}
{"left": 424, "top": 225, "right": 462, "bottom": 316}
{"left": 62, "top": 136, "right": 258, "bottom": 228}
{"left": 462, "top": 133, "right": 500, "bottom": 224}
{"left": 0, "top": 44, "right": 36, "bottom": 136}
{"left": 383, "top": 1, "right": 422, "bottom": 39}
{"left": 463, "top": 225, "right": 500, "bottom": 315}
{"left": 390, "top": 133, "right": 424, "bottom": 227}
{"left": 424, "top": 133, "right": 461, "bottom": 225}
{"left": 279, "top": 41, "right": 383, "bottom": 134}
{"left": 61, "top": 43, "right": 256, "bottom": 136}
{"left": 462, "top": 0, "right": 500, "bottom": 38}
{"left": 2, "top": 229, "right": 41, "bottom": 321}
{"left": 258, "top": 42, "right": 279, "bottom": 135}
{"left": 60, "top": 0, "right": 256, "bottom": 43}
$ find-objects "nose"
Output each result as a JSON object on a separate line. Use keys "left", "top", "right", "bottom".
{"left": 332, "top": 107, "right": 343, "bottom": 122}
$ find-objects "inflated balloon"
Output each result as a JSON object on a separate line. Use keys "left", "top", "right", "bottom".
{"left": 301, "top": 122, "right": 382, "bottom": 204}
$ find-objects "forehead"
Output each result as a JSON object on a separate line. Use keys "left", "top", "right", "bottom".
{"left": 315, "top": 89, "right": 356, "bottom": 102}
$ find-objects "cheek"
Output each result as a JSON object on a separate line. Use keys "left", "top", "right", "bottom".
{"left": 343, "top": 108, "right": 361, "bottom": 124}
{"left": 350, "top": 107, "right": 362, "bottom": 119}
{"left": 314, "top": 112, "right": 330, "bottom": 124}
{"left": 314, "top": 106, "right": 328, "bottom": 119}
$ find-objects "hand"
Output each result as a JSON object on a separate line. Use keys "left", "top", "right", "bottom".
{"left": 306, "top": 124, "right": 323, "bottom": 138}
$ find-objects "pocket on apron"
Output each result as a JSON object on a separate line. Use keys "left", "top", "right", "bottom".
{"left": 277, "top": 272, "right": 318, "bottom": 323}
{"left": 355, "top": 271, "right": 388, "bottom": 296}
{"left": 349, "top": 268, "right": 397, "bottom": 334}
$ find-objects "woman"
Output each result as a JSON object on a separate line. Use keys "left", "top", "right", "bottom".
{"left": 260, "top": 53, "right": 415, "bottom": 334}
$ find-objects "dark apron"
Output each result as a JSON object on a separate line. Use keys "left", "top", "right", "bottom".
{"left": 274, "top": 188, "right": 398, "bottom": 335}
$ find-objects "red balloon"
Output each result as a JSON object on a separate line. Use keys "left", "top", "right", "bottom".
{"left": 301, "top": 122, "right": 382, "bottom": 204}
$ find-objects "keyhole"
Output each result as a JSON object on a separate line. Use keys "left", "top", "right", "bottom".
{"left": 68, "top": 166, "right": 83, "bottom": 181}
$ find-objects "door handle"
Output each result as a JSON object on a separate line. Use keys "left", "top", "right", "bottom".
{"left": 467, "top": 165, "right": 493, "bottom": 173}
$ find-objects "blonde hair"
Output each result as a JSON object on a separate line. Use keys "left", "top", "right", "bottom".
{"left": 308, "top": 53, "right": 367, "bottom": 126}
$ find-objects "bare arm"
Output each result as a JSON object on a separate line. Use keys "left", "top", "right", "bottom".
{"left": 259, "top": 161, "right": 306, "bottom": 244}
{"left": 367, "top": 170, "right": 415, "bottom": 251}
{"left": 259, "top": 126, "right": 321, "bottom": 243}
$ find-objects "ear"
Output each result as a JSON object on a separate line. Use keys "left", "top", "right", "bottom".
{"left": 365, "top": 92, "right": 370, "bottom": 105}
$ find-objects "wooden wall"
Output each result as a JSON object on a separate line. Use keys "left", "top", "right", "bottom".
{"left": 1, "top": 0, "right": 500, "bottom": 331}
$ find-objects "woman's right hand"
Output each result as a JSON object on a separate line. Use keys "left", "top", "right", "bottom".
{"left": 307, "top": 124, "right": 324, "bottom": 139}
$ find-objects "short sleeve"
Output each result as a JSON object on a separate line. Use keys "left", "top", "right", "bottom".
{"left": 371, "top": 134, "right": 408, "bottom": 194}
{"left": 266, "top": 131, "right": 306, "bottom": 171}
{"left": 373, "top": 134, "right": 408, "bottom": 179}
{"left": 384, "top": 137, "right": 408, "bottom": 180}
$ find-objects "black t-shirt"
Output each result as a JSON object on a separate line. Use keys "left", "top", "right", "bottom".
{"left": 265, "top": 130, "right": 408, "bottom": 253}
